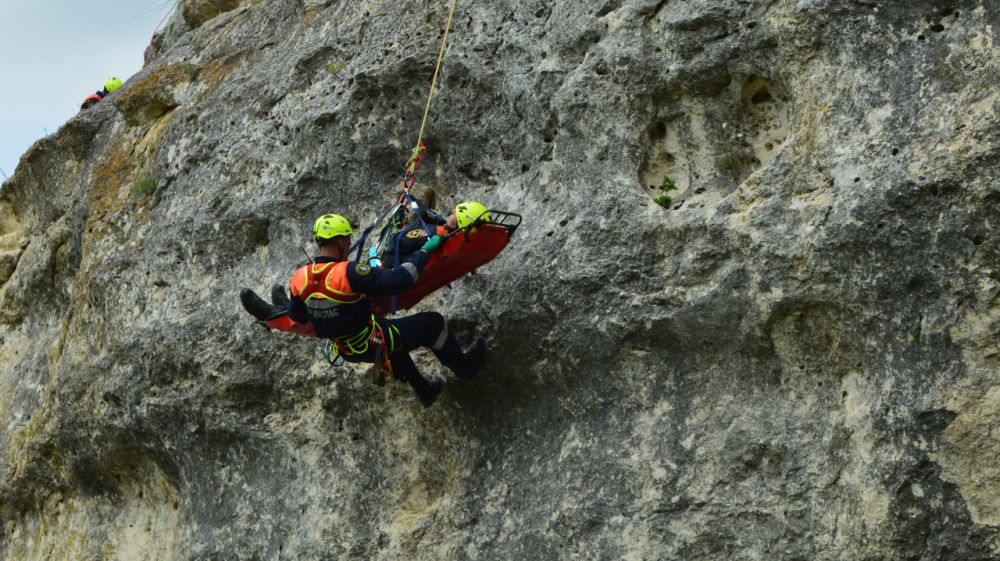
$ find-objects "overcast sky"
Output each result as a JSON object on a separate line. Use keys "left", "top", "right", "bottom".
{"left": 0, "top": 0, "right": 176, "bottom": 181}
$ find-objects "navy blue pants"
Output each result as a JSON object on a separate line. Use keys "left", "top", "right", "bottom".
{"left": 343, "top": 312, "right": 465, "bottom": 401}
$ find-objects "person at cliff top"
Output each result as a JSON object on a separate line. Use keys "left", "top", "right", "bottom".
{"left": 241, "top": 213, "right": 487, "bottom": 407}
{"left": 378, "top": 201, "right": 492, "bottom": 266}
{"left": 80, "top": 77, "right": 123, "bottom": 110}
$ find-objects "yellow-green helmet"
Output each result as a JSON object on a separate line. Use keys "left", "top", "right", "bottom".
{"left": 454, "top": 201, "right": 491, "bottom": 229}
{"left": 313, "top": 214, "right": 353, "bottom": 240}
{"left": 104, "top": 77, "right": 123, "bottom": 92}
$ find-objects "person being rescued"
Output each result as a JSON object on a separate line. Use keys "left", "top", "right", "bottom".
{"left": 378, "top": 200, "right": 492, "bottom": 267}
{"left": 239, "top": 213, "right": 487, "bottom": 407}
{"left": 80, "top": 77, "right": 122, "bottom": 110}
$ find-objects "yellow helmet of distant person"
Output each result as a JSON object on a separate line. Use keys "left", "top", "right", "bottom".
{"left": 104, "top": 77, "right": 123, "bottom": 92}
{"left": 312, "top": 214, "right": 353, "bottom": 240}
{"left": 454, "top": 201, "right": 491, "bottom": 229}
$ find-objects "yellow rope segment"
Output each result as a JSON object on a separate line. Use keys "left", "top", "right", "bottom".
{"left": 408, "top": 0, "right": 460, "bottom": 174}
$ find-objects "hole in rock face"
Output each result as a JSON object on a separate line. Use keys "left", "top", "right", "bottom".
{"left": 906, "top": 275, "right": 926, "bottom": 293}
{"left": 639, "top": 74, "right": 793, "bottom": 201}
{"left": 559, "top": 219, "right": 568, "bottom": 227}
{"left": 918, "top": 34, "right": 926, "bottom": 41}
{"left": 739, "top": 76, "right": 792, "bottom": 175}
{"left": 750, "top": 90, "right": 773, "bottom": 105}
{"left": 746, "top": 21, "right": 757, "bottom": 29}
{"left": 892, "top": 148, "right": 900, "bottom": 156}
{"left": 930, "top": 23, "right": 945, "bottom": 32}
{"left": 651, "top": 121, "right": 667, "bottom": 141}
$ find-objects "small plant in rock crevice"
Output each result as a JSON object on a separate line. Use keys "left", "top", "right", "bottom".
{"left": 181, "top": 62, "right": 199, "bottom": 80}
{"left": 654, "top": 176, "right": 678, "bottom": 208}
{"left": 715, "top": 142, "right": 759, "bottom": 183}
{"left": 132, "top": 175, "right": 157, "bottom": 197}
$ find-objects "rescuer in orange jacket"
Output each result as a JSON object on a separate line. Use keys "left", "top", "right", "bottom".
{"left": 80, "top": 77, "right": 123, "bottom": 110}
{"left": 285, "top": 213, "right": 486, "bottom": 407}
{"left": 80, "top": 92, "right": 104, "bottom": 110}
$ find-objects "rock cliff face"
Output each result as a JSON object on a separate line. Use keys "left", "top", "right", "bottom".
{"left": 2, "top": 0, "right": 999, "bottom": 559}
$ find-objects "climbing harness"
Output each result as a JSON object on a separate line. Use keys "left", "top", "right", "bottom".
{"left": 323, "top": 340, "right": 345, "bottom": 366}
{"left": 321, "top": 315, "right": 399, "bottom": 382}
{"left": 369, "top": 320, "right": 395, "bottom": 381}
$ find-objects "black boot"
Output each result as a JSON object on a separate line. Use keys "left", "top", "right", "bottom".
{"left": 457, "top": 337, "right": 488, "bottom": 379}
{"left": 270, "top": 283, "right": 290, "bottom": 308}
{"left": 417, "top": 378, "right": 445, "bottom": 408}
{"left": 240, "top": 288, "right": 281, "bottom": 321}
{"left": 392, "top": 351, "right": 445, "bottom": 407}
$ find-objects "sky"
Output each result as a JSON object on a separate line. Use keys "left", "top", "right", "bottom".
{"left": 0, "top": 0, "right": 177, "bottom": 181}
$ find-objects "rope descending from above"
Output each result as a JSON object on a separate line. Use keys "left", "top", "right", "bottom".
{"left": 403, "top": 0, "right": 460, "bottom": 191}
{"left": 352, "top": 0, "right": 461, "bottom": 263}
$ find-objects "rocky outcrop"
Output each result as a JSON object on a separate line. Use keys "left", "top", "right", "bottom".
{"left": 1, "top": 1, "right": 999, "bottom": 560}
{"left": 181, "top": 0, "right": 244, "bottom": 30}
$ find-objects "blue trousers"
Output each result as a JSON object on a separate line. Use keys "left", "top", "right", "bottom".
{"left": 342, "top": 312, "right": 465, "bottom": 401}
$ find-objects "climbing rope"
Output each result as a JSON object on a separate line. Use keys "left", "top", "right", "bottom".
{"left": 402, "top": 0, "right": 460, "bottom": 191}
{"left": 353, "top": 0, "right": 461, "bottom": 261}
{"left": 152, "top": 0, "right": 182, "bottom": 34}
{"left": 144, "top": 0, "right": 183, "bottom": 66}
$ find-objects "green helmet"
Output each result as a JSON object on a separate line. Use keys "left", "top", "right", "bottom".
{"left": 454, "top": 201, "right": 491, "bottom": 229}
{"left": 104, "top": 77, "right": 123, "bottom": 92}
{"left": 313, "top": 214, "right": 353, "bottom": 240}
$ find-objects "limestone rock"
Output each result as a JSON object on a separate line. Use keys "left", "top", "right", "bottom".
{"left": 181, "top": 0, "right": 243, "bottom": 30}
{"left": 113, "top": 63, "right": 197, "bottom": 126}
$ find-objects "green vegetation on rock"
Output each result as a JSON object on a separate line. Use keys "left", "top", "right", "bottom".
{"left": 654, "top": 176, "right": 678, "bottom": 208}
{"left": 131, "top": 175, "right": 157, "bottom": 197}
